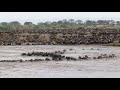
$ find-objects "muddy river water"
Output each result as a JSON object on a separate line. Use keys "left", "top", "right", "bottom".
{"left": 0, "top": 45, "right": 120, "bottom": 78}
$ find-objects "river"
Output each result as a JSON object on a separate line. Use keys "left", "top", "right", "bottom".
{"left": 0, "top": 45, "right": 120, "bottom": 78}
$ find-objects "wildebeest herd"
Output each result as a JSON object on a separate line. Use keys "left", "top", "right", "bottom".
{"left": 21, "top": 47, "right": 117, "bottom": 60}
{"left": 1, "top": 27, "right": 120, "bottom": 45}
{"left": 0, "top": 48, "right": 117, "bottom": 63}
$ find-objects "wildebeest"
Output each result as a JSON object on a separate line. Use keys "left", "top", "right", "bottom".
{"left": 45, "top": 58, "right": 51, "bottom": 61}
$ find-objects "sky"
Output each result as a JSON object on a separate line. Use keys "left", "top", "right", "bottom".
{"left": 0, "top": 12, "right": 120, "bottom": 24}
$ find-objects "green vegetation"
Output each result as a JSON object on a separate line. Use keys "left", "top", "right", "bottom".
{"left": 0, "top": 19, "right": 120, "bottom": 31}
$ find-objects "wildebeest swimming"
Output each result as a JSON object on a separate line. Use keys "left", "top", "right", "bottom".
{"left": 93, "top": 54, "right": 116, "bottom": 59}
{"left": 20, "top": 50, "right": 117, "bottom": 62}
{"left": 0, "top": 53, "right": 117, "bottom": 63}
{"left": 0, "top": 48, "right": 117, "bottom": 63}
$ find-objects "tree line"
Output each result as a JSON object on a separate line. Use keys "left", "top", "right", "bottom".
{"left": 1, "top": 19, "right": 120, "bottom": 31}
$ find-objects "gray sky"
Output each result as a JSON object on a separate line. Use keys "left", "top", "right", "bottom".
{"left": 0, "top": 12, "right": 120, "bottom": 24}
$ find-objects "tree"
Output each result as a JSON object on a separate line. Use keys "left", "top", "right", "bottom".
{"left": 24, "top": 22, "right": 35, "bottom": 30}
{"left": 116, "top": 21, "right": 120, "bottom": 25}
{"left": 9, "top": 21, "right": 21, "bottom": 26}
{"left": 62, "top": 19, "right": 68, "bottom": 23}
{"left": 24, "top": 22, "right": 33, "bottom": 26}
{"left": 43, "top": 22, "right": 51, "bottom": 28}
{"left": 68, "top": 19, "right": 74, "bottom": 24}
{"left": 97, "top": 20, "right": 109, "bottom": 25}
{"left": 86, "top": 20, "right": 95, "bottom": 25}
{"left": 8, "top": 21, "right": 21, "bottom": 30}
{"left": 36, "top": 22, "right": 44, "bottom": 29}
{"left": 75, "top": 20, "right": 83, "bottom": 24}
{"left": 57, "top": 20, "right": 63, "bottom": 24}
{"left": 51, "top": 21, "right": 57, "bottom": 25}
{"left": 1, "top": 22, "right": 8, "bottom": 26}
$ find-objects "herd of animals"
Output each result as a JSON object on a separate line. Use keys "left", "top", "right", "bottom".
{"left": 1, "top": 27, "right": 120, "bottom": 45}
{"left": 0, "top": 48, "right": 117, "bottom": 63}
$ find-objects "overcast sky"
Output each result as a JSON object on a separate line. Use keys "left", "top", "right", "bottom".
{"left": 0, "top": 12, "right": 120, "bottom": 24}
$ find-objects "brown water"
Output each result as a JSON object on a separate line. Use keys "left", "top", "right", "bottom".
{"left": 0, "top": 45, "right": 120, "bottom": 78}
